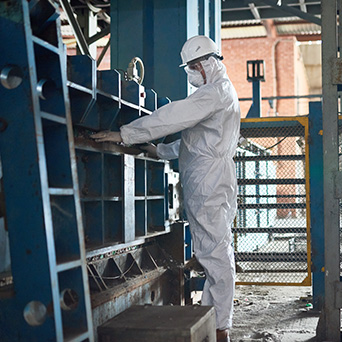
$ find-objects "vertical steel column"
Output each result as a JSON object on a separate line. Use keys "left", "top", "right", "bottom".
{"left": 186, "top": 0, "right": 199, "bottom": 43}
{"left": 209, "top": 0, "right": 221, "bottom": 48}
{"left": 142, "top": 0, "right": 154, "bottom": 89}
{"left": 110, "top": 0, "right": 221, "bottom": 101}
{"left": 246, "top": 60, "right": 265, "bottom": 118}
{"left": 321, "top": 0, "right": 340, "bottom": 340}
{"left": 309, "top": 102, "right": 324, "bottom": 310}
{"left": 248, "top": 81, "right": 262, "bottom": 118}
{"left": 199, "top": 0, "right": 209, "bottom": 36}
{"left": 124, "top": 154, "right": 135, "bottom": 242}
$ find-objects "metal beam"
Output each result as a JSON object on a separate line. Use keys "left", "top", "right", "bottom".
{"left": 299, "top": 0, "right": 307, "bottom": 12}
{"left": 308, "top": 102, "right": 324, "bottom": 310}
{"left": 221, "top": 1, "right": 251, "bottom": 11}
{"left": 320, "top": 0, "right": 340, "bottom": 340}
{"left": 59, "top": 0, "right": 90, "bottom": 56}
{"left": 97, "top": 37, "right": 110, "bottom": 67}
{"left": 250, "top": 0, "right": 321, "bottom": 25}
{"left": 239, "top": 94, "right": 322, "bottom": 101}
{"left": 87, "top": 25, "right": 111, "bottom": 45}
{"left": 248, "top": 3, "right": 261, "bottom": 19}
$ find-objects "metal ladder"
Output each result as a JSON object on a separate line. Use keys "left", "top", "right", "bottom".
{"left": 11, "top": 0, "right": 93, "bottom": 340}
{"left": 22, "top": 0, "right": 94, "bottom": 342}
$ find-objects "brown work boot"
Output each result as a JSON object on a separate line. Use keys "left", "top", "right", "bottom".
{"left": 216, "top": 328, "right": 230, "bottom": 342}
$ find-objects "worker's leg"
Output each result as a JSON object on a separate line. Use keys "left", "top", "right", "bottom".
{"left": 201, "top": 278, "right": 213, "bottom": 306}
{"left": 187, "top": 204, "right": 236, "bottom": 330}
{"left": 197, "top": 234, "right": 235, "bottom": 329}
{"left": 181, "top": 158, "right": 237, "bottom": 330}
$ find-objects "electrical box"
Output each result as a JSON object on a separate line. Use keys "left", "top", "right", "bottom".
{"left": 98, "top": 305, "right": 216, "bottom": 342}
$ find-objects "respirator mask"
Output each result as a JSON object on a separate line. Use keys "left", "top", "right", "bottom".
{"left": 185, "top": 63, "right": 205, "bottom": 88}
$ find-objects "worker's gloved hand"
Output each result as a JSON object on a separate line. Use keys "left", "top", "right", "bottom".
{"left": 90, "top": 131, "right": 122, "bottom": 143}
{"left": 139, "top": 143, "right": 158, "bottom": 158}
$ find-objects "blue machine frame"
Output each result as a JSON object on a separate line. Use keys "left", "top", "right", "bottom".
{"left": 0, "top": 0, "right": 222, "bottom": 341}
{"left": 0, "top": 0, "right": 94, "bottom": 340}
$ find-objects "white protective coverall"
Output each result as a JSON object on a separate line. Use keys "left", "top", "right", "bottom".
{"left": 120, "top": 56, "right": 240, "bottom": 330}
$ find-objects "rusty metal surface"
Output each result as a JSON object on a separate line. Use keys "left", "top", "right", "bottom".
{"left": 97, "top": 305, "right": 216, "bottom": 342}
{"left": 92, "top": 269, "right": 176, "bottom": 341}
{"left": 89, "top": 243, "right": 184, "bottom": 341}
{"left": 91, "top": 268, "right": 168, "bottom": 308}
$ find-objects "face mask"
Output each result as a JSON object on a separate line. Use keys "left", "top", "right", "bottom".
{"left": 185, "top": 68, "right": 205, "bottom": 88}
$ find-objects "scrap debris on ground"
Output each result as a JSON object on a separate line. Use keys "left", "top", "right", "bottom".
{"left": 230, "top": 285, "right": 319, "bottom": 342}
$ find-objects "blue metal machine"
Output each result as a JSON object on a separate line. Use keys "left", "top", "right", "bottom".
{"left": 0, "top": 0, "right": 329, "bottom": 340}
{"left": 0, "top": 1, "right": 94, "bottom": 340}
{"left": 0, "top": 0, "right": 221, "bottom": 341}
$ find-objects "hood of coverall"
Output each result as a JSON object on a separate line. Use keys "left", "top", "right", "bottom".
{"left": 200, "top": 56, "right": 229, "bottom": 85}
{"left": 186, "top": 56, "right": 228, "bottom": 88}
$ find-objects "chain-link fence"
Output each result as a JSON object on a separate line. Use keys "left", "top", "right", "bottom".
{"left": 234, "top": 117, "right": 311, "bottom": 285}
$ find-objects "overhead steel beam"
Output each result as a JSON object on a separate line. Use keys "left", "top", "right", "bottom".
{"left": 221, "top": 1, "right": 251, "bottom": 11}
{"left": 249, "top": 0, "right": 321, "bottom": 25}
{"left": 248, "top": 3, "right": 261, "bottom": 19}
{"left": 59, "top": 0, "right": 91, "bottom": 56}
{"left": 299, "top": 0, "right": 307, "bottom": 12}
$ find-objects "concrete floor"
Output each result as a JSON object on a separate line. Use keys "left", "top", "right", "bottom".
{"left": 192, "top": 284, "right": 319, "bottom": 341}
{"left": 230, "top": 285, "right": 319, "bottom": 342}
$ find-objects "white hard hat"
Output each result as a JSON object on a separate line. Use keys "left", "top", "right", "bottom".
{"left": 179, "top": 35, "right": 222, "bottom": 67}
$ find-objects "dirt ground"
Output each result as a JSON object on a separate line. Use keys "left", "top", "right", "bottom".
{"left": 230, "top": 285, "right": 319, "bottom": 342}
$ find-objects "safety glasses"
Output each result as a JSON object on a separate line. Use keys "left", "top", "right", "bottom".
{"left": 187, "top": 62, "right": 202, "bottom": 71}
{"left": 184, "top": 65, "right": 201, "bottom": 74}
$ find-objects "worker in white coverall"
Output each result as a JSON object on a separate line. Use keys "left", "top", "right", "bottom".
{"left": 91, "top": 35, "right": 240, "bottom": 342}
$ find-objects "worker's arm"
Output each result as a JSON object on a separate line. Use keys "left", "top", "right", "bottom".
{"left": 90, "top": 131, "right": 180, "bottom": 160}
{"left": 119, "top": 88, "right": 219, "bottom": 145}
{"left": 156, "top": 139, "right": 180, "bottom": 160}
{"left": 90, "top": 85, "right": 223, "bottom": 146}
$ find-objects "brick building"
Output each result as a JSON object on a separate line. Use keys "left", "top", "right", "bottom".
{"left": 223, "top": 19, "right": 321, "bottom": 219}
{"left": 63, "top": 19, "right": 321, "bottom": 117}
{"left": 221, "top": 19, "right": 321, "bottom": 118}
